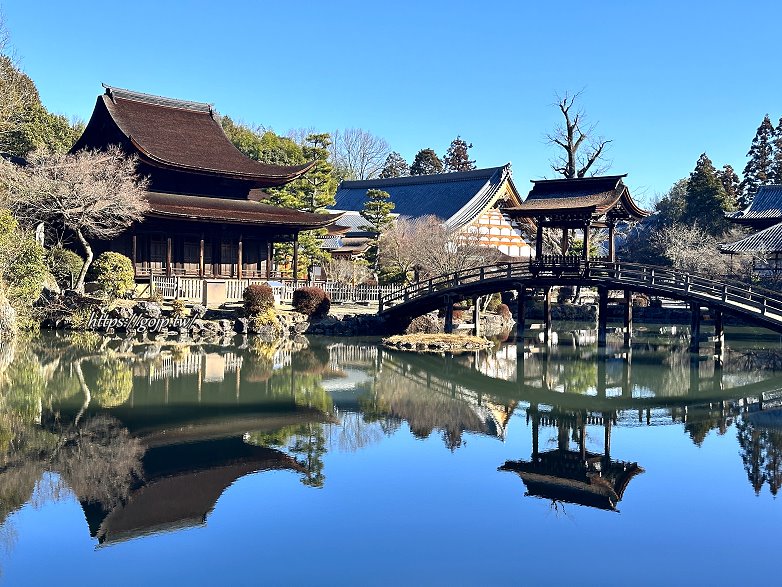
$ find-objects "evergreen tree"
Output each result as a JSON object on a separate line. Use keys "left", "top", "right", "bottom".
{"left": 378, "top": 151, "right": 409, "bottom": 178}
{"left": 717, "top": 164, "right": 741, "bottom": 211}
{"left": 360, "top": 189, "right": 395, "bottom": 276}
{"left": 741, "top": 115, "right": 774, "bottom": 206}
{"left": 655, "top": 178, "right": 688, "bottom": 226}
{"left": 443, "top": 136, "right": 476, "bottom": 172}
{"left": 221, "top": 117, "right": 304, "bottom": 166}
{"left": 299, "top": 133, "right": 337, "bottom": 212}
{"left": 409, "top": 148, "right": 444, "bottom": 175}
{"left": 773, "top": 117, "right": 782, "bottom": 184}
{"left": 683, "top": 153, "right": 734, "bottom": 235}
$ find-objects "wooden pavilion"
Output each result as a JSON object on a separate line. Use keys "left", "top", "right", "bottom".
{"left": 72, "top": 86, "right": 339, "bottom": 280}
{"left": 722, "top": 185, "right": 782, "bottom": 271}
{"left": 503, "top": 175, "right": 649, "bottom": 264}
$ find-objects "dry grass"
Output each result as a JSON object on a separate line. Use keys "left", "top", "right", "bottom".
{"left": 383, "top": 333, "right": 492, "bottom": 353}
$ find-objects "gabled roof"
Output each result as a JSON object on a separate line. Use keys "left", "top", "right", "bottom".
{"left": 332, "top": 164, "right": 520, "bottom": 229}
{"left": 727, "top": 185, "right": 782, "bottom": 227}
{"left": 145, "top": 191, "right": 340, "bottom": 230}
{"left": 720, "top": 221, "right": 782, "bottom": 254}
{"left": 505, "top": 175, "right": 649, "bottom": 221}
{"left": 72, "top": 86, "right": 314, "bottom": 186}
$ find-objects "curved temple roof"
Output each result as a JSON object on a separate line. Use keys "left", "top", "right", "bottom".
{"left": 726, "top": 185, "right": 782, "bottom": 228}
{"left": 73, "top": 86, "right": 314, "bottom": 184}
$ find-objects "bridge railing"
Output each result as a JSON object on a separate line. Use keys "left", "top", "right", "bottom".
{"left": 379, "top": 259, "right": 782, "bottom": 322}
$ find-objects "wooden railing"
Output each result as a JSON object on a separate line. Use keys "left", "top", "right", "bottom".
{"left": 378, "top": 260, "right": 782, "bottom": 329}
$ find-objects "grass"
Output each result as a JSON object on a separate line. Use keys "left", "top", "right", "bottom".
{"left": 382, "top": 333, "right": 492, "bottom": 353}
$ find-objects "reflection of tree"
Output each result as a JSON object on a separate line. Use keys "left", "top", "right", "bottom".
{"left": 736, "top": 417, "right": 782, "bottom": 496}
{"left": 289, "top": 423, "right": 326, "bottom": 488}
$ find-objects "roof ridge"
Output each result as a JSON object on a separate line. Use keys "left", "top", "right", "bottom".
{"left": 103, "top": 84, "right": 213, "bottom": 114}
{"left": 339, "top": 164, "right": 509, "bottom": 188}
{"left": 531, "top": 174, "right": 627, "bottom": 184}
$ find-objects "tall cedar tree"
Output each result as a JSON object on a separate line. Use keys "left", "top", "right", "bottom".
{"left": 360, "top": 189, "right": 395, "bottom": 276}
{"left": 379, "top": 151, "right": 409, "bottom": 178}
{"left": 774, "top": 117, "right": 782, "bottom": 184}
{"left": 683, "top": 153, "right": 734, "bottom": 235}
{"left": 718, "top": 164, "right": 741, "bottom": 210}
{"left": 741, "top": 115, "right": 775, "bottom": 206}
{"left": 443, "top": 136, "right": 476, "bottom": 172}
{"left": 410, "top": 148, "right": 444, "bottom": 175}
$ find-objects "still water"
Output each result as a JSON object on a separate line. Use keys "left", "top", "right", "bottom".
{"left": 0, "top": 327, "right": 780, "bottom": 586}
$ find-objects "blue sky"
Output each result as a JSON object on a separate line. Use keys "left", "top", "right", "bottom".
{"left": 4, "top": 0, "right": 780, "bottom": 206}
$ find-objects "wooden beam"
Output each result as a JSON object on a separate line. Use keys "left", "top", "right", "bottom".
{"left": 444, "top": 297, "right": 454, "bottom": 334}
{"left": 166, "top": 237, "right": 172, "bottom": 277}
{"left": 714, "top": 309, "right": 724, "bottom": 358}
{"left": 516, "top": 286, "right": 526, "bottom": 339}
{"left": 690, "top": 302, "right": 701, "bottom": 353}
{"left": 199, "top": 236, "right": 205, "bottom": 278}
{"left": 583, "top": 223, "right": 591, "bottom": 262}
{"left": 543, "top": 286, "right": 552, "bottom": 345}
{"left": 624, "top": 289, "right": 632, "bottom": 346}
{"left": 535, "top": 223, "right": 543, "bottom": 259}
{"left": 131, "top": 234, "right": 137, "bottom": 276}
{"left": 561, "top": 228, "right": 569, "bottom": 255}
{"left": 597, "top": 286, "right": 608, "bottom": 347}
{"left": 267, "top": 241, "right": 273, "bottom": 279}
{"left": 292, "top": 233, "right": 299, "bottom": 287}
{"left": 473, "top": 296, "right": 481, "bottom": 337}
{"left": 608, "top": 223, "right": 616, "bottom": 262}
{"left": 237, "top": 236, "right": 243, "bottom": 280}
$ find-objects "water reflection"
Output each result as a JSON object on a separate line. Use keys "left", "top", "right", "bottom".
{"left": 0, "top": 332, "right": 781, "bottom": 553}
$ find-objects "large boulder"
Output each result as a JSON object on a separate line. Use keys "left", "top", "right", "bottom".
{"left": 133, "top": 301, "right": 162, "bottom": 319}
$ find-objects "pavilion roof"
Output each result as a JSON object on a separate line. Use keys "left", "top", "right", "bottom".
{"left": 72, "top": 86, "right": 314, "bottom": 185}
{"left": 726, "top": 185, "right": 782, "bottom": 227}
{"left": 719, "top": 221, "right": 782, "bottom": 254}
{"left": 504, "top": 175, "right": 649, "bottom": 222}
{"left": 144, "top": 191, "right": 340, "bottom": 230}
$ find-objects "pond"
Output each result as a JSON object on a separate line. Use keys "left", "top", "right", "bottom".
{"left": 0, "top": 327, "right": 780, "bottom": 586}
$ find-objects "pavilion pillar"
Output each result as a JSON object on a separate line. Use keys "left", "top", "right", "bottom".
{"left": 535, "top": 221, "right": 543, "bottom": 259}
{"left": 543, "top": 286, "right": 552, "bottom": 345}
{"left": 131, "top": 233, "right": 137, "bottom": 276}
{"left": 604, "top": 415, "right": 612, "bottom": 459}
{"left": 237, "top": 235, "right": 243, "bottom": 280}
{"left": 531, "top": 407, "right": 540, "bottom": 460}
{"left": 690, "top": 302, "right": 701, "bottom": 353}
{"left": 608, "top": 222, "right": 616, "bottom": 262}
{"left": 292, "top": 233, "right": 299, "bottom": 287}
{"left": 561, "top": 228, "right": 569, "bottom": 256}
{"left": 597, "top": 286, "right": 608, "bottom": 347}
{"left": 623, "top": 289, "right": 633, "bottom": 346}
{"left": 622, "top": 348, "right": 632, "bottom": 397}
{"left": 472, "top": 296, "right": 481, "bottom": 337}
{"left": 166, "top": 237, "right": 172, "bottom": 277}
{"left": 515, "top": 286, "right": 526, "bottom": 339}
{"left": 444, "top": 296, "right": 454, "bottom": 334}
{"left": 199, "top": 235, "right": 205, "bottom": 278}
{"left": 583, "top": 223, "right": 591, "bottom": 262}
{"left": 714, "top": 309, "right": 724, "bottom": 360}
{"left": 267, "top": 241, "right": 273, "bottom": 279}
{"left": 597, "top": 353, "right": 607, "bottom": 398}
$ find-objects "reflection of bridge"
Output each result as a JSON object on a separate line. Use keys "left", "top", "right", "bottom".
{"left": 379, "top": 260, "right": 782, "bottom": 348}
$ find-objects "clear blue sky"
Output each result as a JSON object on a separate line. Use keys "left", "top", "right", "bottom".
{"left": 4, "top": 0, "right": 780, "bottom": 206}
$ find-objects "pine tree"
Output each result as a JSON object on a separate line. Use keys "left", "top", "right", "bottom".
{"left": 741, "top": 115, "right": 775, "bottom": 206}
{"left": 409, "top": 148, "right": 444, "bottom": 175}
{"left": 379, "top": 151, "right": 409, "bottom": 178}
{"left": 360, "top": 189, "right": 395, "bottom": 232}
{"left": 683, "top": 153, "right": 733, "bottom": 235}
{"left": 443, "top": 136, "right": 476, "bottom": 172}
{"left": 717, "top": 164, "right": 741, "bottom": 211}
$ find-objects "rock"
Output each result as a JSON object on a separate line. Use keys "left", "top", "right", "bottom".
{"left": 109, "top": 305, "right": 133, "bottom": 321}
{"left": 134, "top": 301, "right": 162, "bottom": 319}
{"left": 191, "top": 304, "right": 207, "bottom": 318}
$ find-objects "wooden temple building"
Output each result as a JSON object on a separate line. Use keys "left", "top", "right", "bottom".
{"left": 504, "top": 175, "right": 649, "bottom": 264}
{"left": 72, "top": 86, "right": 339, "bottom": 280}
{"left": 722, "top": 185, "right": 782, "bottom": 271}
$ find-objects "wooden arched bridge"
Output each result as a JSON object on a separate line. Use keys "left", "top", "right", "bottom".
{"left": 378, "top": 258, "right": 782, "bottom": 348}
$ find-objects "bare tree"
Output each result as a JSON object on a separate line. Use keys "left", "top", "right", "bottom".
{"left": 547, "top": 91, "right": 611, "bottom": 178}
{"left": 324, "top": 257, "right": 371, "bottom": 285}
{"left": 331, "top": 128, "right": 390, "bottom": 180}
{"left": 0, "top": 146, "right": 149, "bottom": 291}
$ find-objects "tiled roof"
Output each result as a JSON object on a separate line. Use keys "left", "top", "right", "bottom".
{"left": 720, "top": 221, "right": 782, "bottom": 254}
{"left": 727, "top": 185, "right": 782, "bottom": 225}
{"left": 145, "top": 191, "right": 340, "bottom": 229}
{"left": 332, "top": 165, "right": 516, "bottom": 229}
{"left": 73, "top": 86, "right": 314, "bottom": 182}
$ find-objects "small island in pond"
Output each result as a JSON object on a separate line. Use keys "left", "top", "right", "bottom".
{"left": 382, "top": 333, "right": 493, "bottom": 353}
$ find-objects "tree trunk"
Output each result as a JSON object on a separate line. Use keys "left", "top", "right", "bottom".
{"left": 75, "top": 228, "right": 93, "bottom": 293}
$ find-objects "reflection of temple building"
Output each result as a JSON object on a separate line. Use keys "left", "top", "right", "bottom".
{"left": 500, "top": 406, "right": 643, "bottom": 511}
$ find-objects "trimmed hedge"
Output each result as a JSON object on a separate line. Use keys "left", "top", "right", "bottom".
{"left": 90, "top": 252, "right": 134, "bottom": 299}
{"left": 292, "top": 286, "right": 330, "bottom": 317}
{"left": 243, "top": 284, "right": 274, "bottom": 316}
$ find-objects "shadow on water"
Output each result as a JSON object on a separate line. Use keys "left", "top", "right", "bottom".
{"left": 0, "top": 327, "right": 781, "bottom": 549}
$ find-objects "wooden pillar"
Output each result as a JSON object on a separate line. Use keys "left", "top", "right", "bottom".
{"left": 237, "top": 236, "right": 243, "bottom": 280}
{"left": 608, "top": 223, "right": 616, "bottom": 262}
{"left": 531, "top": 409, "right": 540, "bottom": 460}
{"left": 535, "top": 222, "right": 543, "bottom": 259}
{"left": 622, "top": 348, "right": 632, "bottom": 397}
{"left": 199, "top": 235, "right": 205, "bottom": 278}
{"left": 690, "top": 302, "right": 701, "bottom": 353}
{"left": 714, "top": 309, "right": 724, "bottom": 358}
{"left": 561, "top": 228, "right": 569, "bottom": 256}
{"left": 604, "top": 415, "right": 612, "bottom": 459}
{"left": 543, "top": 286, "right": 552, "bottom": 345}
{"left": 516, "top": 286, "right": 526, "bottom": 339}
{"left": 267, "top": 241, "right": 273, "bottom": 279}
{"left": 624, "top": 289, "right": 633, "bottom": 346}
{"left": 597, "top": 286, "right": 608, "bottom": 347}
{"left": 597, "top": 354, "right": 607, "bottom": 398}
{"left": 292, "top": 233, "right": 299, "bottom": 287}
{"left": 444, "top": 297, "right": 454, "bottom": 334}
{"left": 131, "top": 234, "right": 137, "bottom": 276}
{"left": 166, "top": 237, "right": 172, "bottom": 277}
{"left": 583, "top": 223, "right": 591, "bottom": 262}
{"left": 473, "top": 296, "right": 481, "bottom": 337}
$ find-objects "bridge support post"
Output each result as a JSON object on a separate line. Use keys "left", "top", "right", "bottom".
{"left": 543, "top": 286, "right": 552, "bottom": 345}
{"left": 623, "top": 289, "right": 633, "bottom": 346}
{"left": 516, "top": 286, "right": 526, "bottom": 340}
{"left": 472, "top": 296, "right": 481, "bottom": 337}
{"left": 713, "top": 309, "right": 724, "bottom": 360}
{"left": 597, "top": 286, "right": 608, "bottom": 347}
{"left": 597, "top": 353, "right": 607, "bottom": 398}
{"left": 690, "top": 302, "right": 701, "bottom": 353}
{"left": 444, "top": 296, "right": 454, "bottom": 334}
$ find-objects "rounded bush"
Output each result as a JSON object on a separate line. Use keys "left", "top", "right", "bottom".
{"left": 171, "top": 298, "right": 187, "bottom": 318}
{"left": 46, "top": 247, "right": 84, "bottom": 290}
{"left": 486, "top": 292, "right": 502, "bottom": 312}
{"left": 292, "top": 286, "right": 330, "bottom": 317}
{"left": 89, "top": 252, "right": 135, "bottom": 299}
{"left": 243, "top": 284, "right": 274, "bottom": 316}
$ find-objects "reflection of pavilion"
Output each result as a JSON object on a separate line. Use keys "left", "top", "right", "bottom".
{"left": 500, "top": 406, "right": 643, "bottom": 511}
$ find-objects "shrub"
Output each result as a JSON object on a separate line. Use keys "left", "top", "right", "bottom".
{"left": 46, "top": 247, "right": 84, "bottom": 290}
{"left": 486, "top": 292, "right": 502, "bottom": 312}
{"left": 498, "top": 303, "right": 512, "bottom": 321}
{"left": 292, "top": 287, "right": 330, "bottom": 317}
{"left": 243, "top": 284, "right": 274, "bottom": 316}
{"left": 452, "top": 309, "right": 466, "bottom": 322}
{"left": 171, "top": 298, "right": 187, "bottom": 318}
{"left": 248, "top": 307, "right": 282, "bottom": 335}
{"left": 89, "top": 252, "right": 135, "bottom": 299}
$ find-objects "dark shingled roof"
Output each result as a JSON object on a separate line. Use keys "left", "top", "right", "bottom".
{"left": 727, "top": 185, "right": 782, "bottom": 228}
{"left": 505, "top": 175, "right": 648, "bottom": 220}
{"left": 332, "top": 165, "right": 517, "bottom": 229}
{"left": 74, "top": 86, "right": 314, "bottom": 182}
{"left": 720, "top": 221, "right": 782, "bottom": 254}
{"left": 145, "top": 191, "right": 340, "bottom": 229}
